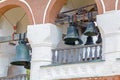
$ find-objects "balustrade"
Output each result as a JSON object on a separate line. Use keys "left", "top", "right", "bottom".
{"left": 52, "top": 44, "right": 102, "bottom": 64}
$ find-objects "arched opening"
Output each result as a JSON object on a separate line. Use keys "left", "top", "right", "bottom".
{"left": 52, "top": 0, "right": 103, "bottom": 65}
{"left": 0, "top": 7, "right": 30, "bottom": 35}
{"left": 0, "top": 7, "right": 30, "bottom": 79}
{"left": 0, "top": 0, "right": 34, "bottom": 25}
{"left": 55, "top": 0, "right": 102, "bottom": 47}
{"left": 44, "top": 0, "right": 104, "bottom": 23}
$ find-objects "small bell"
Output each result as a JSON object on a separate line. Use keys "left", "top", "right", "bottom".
{"left": 64, "top": 22, "right": 83, "bottom": 45}
{"left": 84, "top": 22, "right": 98, "bottom": 36}
{"left": 64, "top": 15, "right": 83, "bottom": 45}
{"left": 84, "top": 12, "right": 98, "bottom": 36}
{"left": 85, "top": 36, "right": 94, "bottom": 45}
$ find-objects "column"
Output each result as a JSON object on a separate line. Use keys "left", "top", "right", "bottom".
{"left": 27, "top": 23, "right": 62, "bottom": 80}
{"left": 97, "top": 10, "right": 120, "bottom": 55}
{"left": 96, "top": 10, "right": 120, "bottom": 77}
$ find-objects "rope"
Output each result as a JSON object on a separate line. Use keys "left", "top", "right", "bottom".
{"left": 3, "top": 14, "right": 14, "bottom": 26}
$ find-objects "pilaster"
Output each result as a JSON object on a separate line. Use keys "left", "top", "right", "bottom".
{"left": 27, "top": 23, "right": 62, "bottom": 80}
{"left": 97, "top": 10, "right": 120, "bottom": 56}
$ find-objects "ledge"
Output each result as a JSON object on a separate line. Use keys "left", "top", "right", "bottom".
{"left": 41, "top": 59, "right": 105, "bottom": 68}
{"left": 39, "top": 59, "right": 120, "bottom": 80}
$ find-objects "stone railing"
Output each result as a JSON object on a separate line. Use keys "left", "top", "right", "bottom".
{"left": 0, "top": 74, "right": 28, "bottom": 80}
{"left": 52, "top": 44, "right": 102, "bottom": 64}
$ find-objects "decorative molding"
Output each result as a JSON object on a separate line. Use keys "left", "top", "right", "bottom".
{"left": 115, "top": 0, "right": 119, "bottom": 10}
{"left": 31, "top": 60, "right": 51, "bottom": 63}
{"left": 100, "top": 0, "right": 105, "bottom": 13}
{"left": 19, "top": 0, "right": 36, "bottom": 24}
{"left": 43, "top": 0, "right": 52, "bottom": 24}
{"left": 104, "top": 31, "right": 120, "bottom": 37}
{"left": 104, "top": 51, "right": 120, "bottom": 54}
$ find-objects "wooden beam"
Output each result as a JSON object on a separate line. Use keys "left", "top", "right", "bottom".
{"left": 0, "top": 33, "right": 26, "bottom": 43}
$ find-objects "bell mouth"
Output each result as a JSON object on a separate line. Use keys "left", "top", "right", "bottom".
{"left": 10, "top": 61, "right": 29, "bottom": 66}
{"left": 64, "top": 38, "right": 83, "bottom": 45}
{"left": 24, "top": 62, "right": 30, "bottom": 69}
{"left": 64, "top": 37, "right": 79, "bottom": 41}
{"left": 84, "top": 32, "right": 98, "bottom": 36}
{"left": 65, "top": 38, "right": 78, "bottom": 43}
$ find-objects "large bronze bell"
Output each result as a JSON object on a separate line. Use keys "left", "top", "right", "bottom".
{"left": 96, "top": 34, "right": 102, "bottom": 44}
{"left": 64, "top": 23, "right": 83, "bottom": 45}
{"left": 11, "top": 34, "right": 30, "bottom": 66}
{"left": 85, "top": 36, "right": 94, "bottom": 45}
{"left": 84, "top": 22, "right": 98, "bottom": 36}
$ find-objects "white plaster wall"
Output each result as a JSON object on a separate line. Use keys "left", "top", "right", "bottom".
{"left": 0, "top": 16, "right": 13, "bottom": 36}
{"left": 0, "top": 54, "right": 10, "bottom": 77}
{"left": 97, "top": 10, "right": 120, "bottom": 54}
{"left": 27, "top": 23, "right": 62, "bottom": 48}
{"left": 7, "top": 65, "right": 26, "bottom": 76}
{"left": 0, "top": 43, "right": 16, "bottom": 77}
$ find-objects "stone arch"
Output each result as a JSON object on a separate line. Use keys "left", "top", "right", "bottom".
{"left": 44, "top": 0, "right": 67, "bottom": 23}
{"left": 0, "top": 0, "right": 34, "bottom": 25}
{"left": 44, "top": 0, "right": 103, "bottom": 23}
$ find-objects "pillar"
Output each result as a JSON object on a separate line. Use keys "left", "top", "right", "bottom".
{"left": 96, "top": 0, "right": 120, "bottom": 59}
{"left": 97, "top": 10, "right": 120, "bottom": 60}
{"left": 27, "top": 23, "right": 62, "bottom": 80}
{"left": 92, "top": 0, "right": 120, "bottom": 78}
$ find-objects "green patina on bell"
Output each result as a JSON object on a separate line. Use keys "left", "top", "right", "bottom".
{"left": 11, "top": 41, "right": 30, "bottom": 66}
{"left": 64, "top": 23, "right": 83, "bottom": 45}
{"left": 84, "top": 12, "right": 98, "bottom": 36}
{"left": 84, "top": 22, "right": 98, "bottom": 36}
{"left": 11, "top": 33, "right": 30, "bottom": 66}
